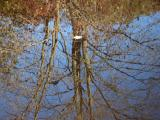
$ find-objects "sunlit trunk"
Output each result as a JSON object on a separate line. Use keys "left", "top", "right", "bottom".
{"left": 82, "top": 32, "right": 93, "bottom": 120}
{"left": 67, "top": 2, "right": 83, "bottom": 119}
{"left": 18, "top": 17, "right": 50, "bottom": 120}
{"left": 33, "top": 1, "right": 60, "bottom": 119}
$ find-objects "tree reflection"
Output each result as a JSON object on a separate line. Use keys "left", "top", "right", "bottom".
{"left": 0, "top": 0, "right": 160, "bottom": 120}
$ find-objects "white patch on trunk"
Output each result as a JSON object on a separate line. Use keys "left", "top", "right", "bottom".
{"left": 73, "top": 36, "right": 82, "bottom": 40}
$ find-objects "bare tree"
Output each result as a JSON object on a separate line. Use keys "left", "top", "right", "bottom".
{"left": 0, "top": 0, "right": 160, "bottom": 120}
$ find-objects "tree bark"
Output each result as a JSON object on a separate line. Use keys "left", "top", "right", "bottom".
{"left": 67, "top": 1, "right": 83, "bottom": 119}
{"left": 82, "top": 32, "right": 93, "bottom": 120}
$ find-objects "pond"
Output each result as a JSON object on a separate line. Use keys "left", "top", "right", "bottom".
{"left": 0, "top": 0, "right": 160, "bottom": 120}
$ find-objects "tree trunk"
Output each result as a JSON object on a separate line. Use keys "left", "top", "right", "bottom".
{"left": 82, "top": 32, "right": 93, "bottom": 120}
{"left": 67, "top": 2, "right": 83, "bottom": 119}
{"left": 72, "top": 21, "right": 83, "bottom": 120}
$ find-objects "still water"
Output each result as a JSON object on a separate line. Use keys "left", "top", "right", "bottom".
{"left": 0, "top": 1, "right": 160, "bottom": 120}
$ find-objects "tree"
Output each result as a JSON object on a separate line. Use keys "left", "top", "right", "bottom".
{"left": 0, "top": 0, "right": 160, "bottom": 120}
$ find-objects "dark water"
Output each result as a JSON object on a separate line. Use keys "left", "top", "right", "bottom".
{"left": 0, "top": 1, "right": 160, "bottom": 120}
